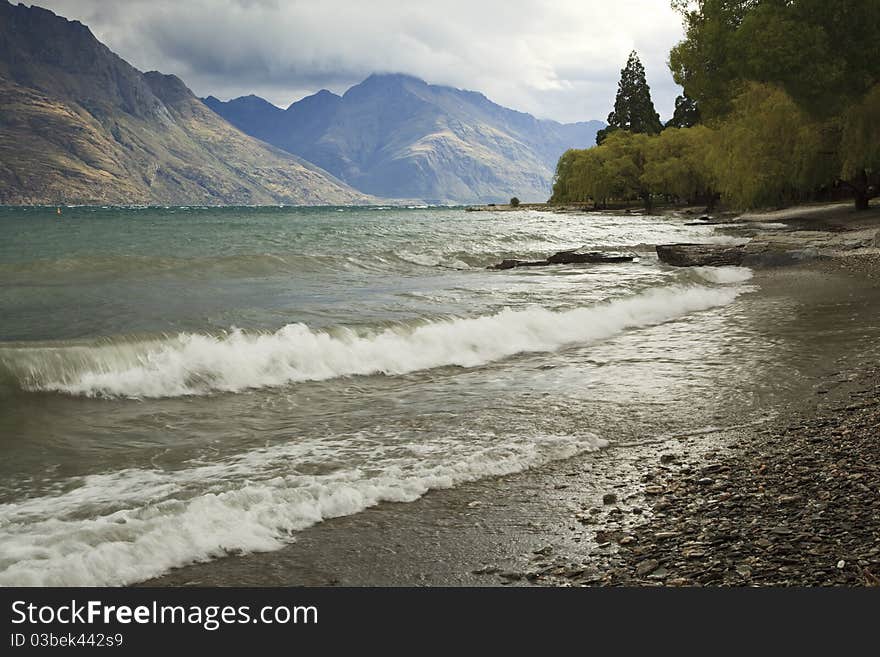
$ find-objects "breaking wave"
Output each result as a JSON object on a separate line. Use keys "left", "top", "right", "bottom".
{"left": 0, "top": 432, "right": 606, "bottom": 586}
{"left": 0, "top": 283, "right": 745, "bottom": 399}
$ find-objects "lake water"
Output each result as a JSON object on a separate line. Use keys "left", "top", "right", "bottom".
{"left": 1, "top": 205, "right": 875, "bottom": 586}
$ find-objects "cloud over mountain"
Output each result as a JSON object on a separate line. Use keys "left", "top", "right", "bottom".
{"left": 36, "top": 0, "right": 684, "bottom": 122}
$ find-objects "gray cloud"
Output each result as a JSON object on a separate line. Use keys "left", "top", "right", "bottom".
{"left": 34, "top": 0, "right": 685, "bottom": 122}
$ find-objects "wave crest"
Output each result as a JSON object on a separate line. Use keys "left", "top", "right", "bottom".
{"left": 0, "top": 283, "right": 744, "bottom": 399}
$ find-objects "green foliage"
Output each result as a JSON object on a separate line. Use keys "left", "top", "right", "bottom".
{"left": 668, "top": 0, "right": 880, "bottom": 208}
{"left": 597, "top": 51, "right": 663, "bottom": 145}
{"left": 666, "top": 94, "right": 701, "bottom": 128}
{"left": 551, "top": 84, "right": 834, "bottom": 211}
{"left": 642, "top": 125, "right": 713, "bottom": 202}
{"left": 670, "top": 1, "right": 879, "bottom": 118}
{"left": 551, "top": 131, "right": 654, "bottom": 209}
{"left": 509, "top": 197, "right": 520, "bottom": 207}
{"left": 839, "top": 85, "right": 880, "bottom": 182}
{"left": 669, "top": 0, "right": 752, "bottom": 118}
{"left": 703, "top": 83, "right": 831, "bottom": 208}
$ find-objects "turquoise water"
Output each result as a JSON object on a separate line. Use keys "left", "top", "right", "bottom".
{"left": 1, "top": 205, "right": 864, "bottom": 586}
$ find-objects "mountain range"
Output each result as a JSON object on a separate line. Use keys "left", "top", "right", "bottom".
{"left": 0, "top": 1, "right": 370, "bottom": 205}
{"left": 204, "top": 75, "right": 603, "bottom": 203}
{"left": 0, "top": 1, "right": 602, "bottom": 206}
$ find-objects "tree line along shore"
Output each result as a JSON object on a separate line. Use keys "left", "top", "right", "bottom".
{"left": 549, "top": 2, "right": 879, "bottom": 214}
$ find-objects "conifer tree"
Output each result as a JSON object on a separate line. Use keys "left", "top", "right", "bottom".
{"left": 596, "top": 51, "right": 663, "bottom": 144}
{"left": 666, "top": 94, "right": 701, "bottom": 128}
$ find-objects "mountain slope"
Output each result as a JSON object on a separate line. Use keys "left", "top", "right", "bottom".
{"left": 205, "top": 74, "right": 604, "bottom": 203}
{"left": 0, "top": 2, "right": 370, "bottom": 205}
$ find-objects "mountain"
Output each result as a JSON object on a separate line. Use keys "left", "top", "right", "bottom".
{"left": 204, "top": 74, "right": 604, "bottom": 204}
{"left": 0, "top": 2, "right": 370, "bottom": 205}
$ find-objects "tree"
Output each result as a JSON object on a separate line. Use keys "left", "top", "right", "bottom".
{"left": 839, "top": 85, "right": 880, "bottom": 210}
{"left": 669, "top": 0, "right": 880, "bottom": 208}
{"left": 596, "top": 51, "right": 663, "bottom": 144}
{"left": 509, "top": 197, "right": 520, "bottom": 207}
{"left": 703, "top": 83, "right": 830, "bottom": 209}
{"left": 600, "top": 131, "right": 653, "bottom": 210}
{"left": 642, "top": 125, "right": 714, "bottom": 205}
{"left": 666, "top": 94, "right": 701, "bottom": 128}
{"left": 669, "top": 0, "right": 763, "bottom": 119}
{"left": 550, "top": 148, "right": 613, "bottom": 207}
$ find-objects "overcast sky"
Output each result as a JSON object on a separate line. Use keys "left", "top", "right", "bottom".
{"left": 36, "top": 0, "right": 685, "bottom": 123}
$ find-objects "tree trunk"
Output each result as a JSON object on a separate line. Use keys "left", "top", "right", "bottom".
{"left": 851, "top": 169, "right": 870, "bottom": 211}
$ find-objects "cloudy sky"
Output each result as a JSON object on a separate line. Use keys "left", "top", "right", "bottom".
{"left": 36, "top": 0, "right": 685, "bottom": 123}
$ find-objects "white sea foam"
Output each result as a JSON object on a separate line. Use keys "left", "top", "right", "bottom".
{"left": 2, "top": 283, "right": 745, "bottom": 399}
{"left": 691, "top": 266, "right": 754, "bottom": 285}
{"left": 0, "top": 432, "right": 606, "bottom": 586}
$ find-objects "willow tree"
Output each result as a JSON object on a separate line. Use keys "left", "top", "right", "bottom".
{"left": 593, "top": 131, "right": 654, "bottom": 210}
{"left": 550, "top": 132, "right": 653, "bottom": 208}
{"left": 596, "top": 51, "right": 663, "bottom": 144}
{"left": 705, "top": 83, "right": 830, "bottom": 209}
{"left": 550, "top": 149, "right": 583, "bottom": 203}
{"left": 551, "top": 148, "right": 612, "bottom": 206}
{"left": 669, "top": 0, "right": 880, "bottom": 208}
{"left": 642, "top": 125, "right": 714, "bottom": 205}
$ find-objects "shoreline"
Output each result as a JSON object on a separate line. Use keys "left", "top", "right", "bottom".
{"left": 579, "top": 253, "right": 880, "bottom": 587}
{"left": 141, "top": 212, "right": 880, "bottom": 588}
{"left": 593, "top": 358, "right": 880, "bottom": 586}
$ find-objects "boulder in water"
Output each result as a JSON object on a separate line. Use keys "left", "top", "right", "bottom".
{"left": 546, "top": 250, "right": 635, "bottom": 264}
{"left": 489, "top": 259, "right": 550, "bottom": 270}
{"left": 655, "top": 243, "right": 747, "bottom": 267}
{"left": 490, "top": 251, "right": 635, "bottom": 269}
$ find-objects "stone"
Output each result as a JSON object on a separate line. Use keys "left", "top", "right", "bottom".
{"left": 656, "top": 243, "right": 746, "bottom": 267}
{"left": 735, "top": 565, "right": 752, "bottom": 578}
{"left": 490, "top": 250, "right": 635, "bottom": 270}
{"left": 546, "top": 250, "right": 635, "bottom": 265}
{"left": 654, "top": 531, "right": 681, "bottom": 540}
{"left": 648, "top": 567, "right": 670, "bottom": 579}
{"left": 603, "top": 493, "right": 618, "bottom": 505}
{"left": 636, "top": 559, "right": 660, "bottom": 576}
{"left": 488, "top": 258, "right": 549, "bottom": 270}
{"left": 472, "top": 565, "right": 500, "bottom": 575}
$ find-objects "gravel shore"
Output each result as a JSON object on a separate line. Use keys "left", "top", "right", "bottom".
{"left": 592, "top": 370, "right": 880, "bottom": 586}
{"left": 531, "top": 257, "right": 880, "bottom": 588}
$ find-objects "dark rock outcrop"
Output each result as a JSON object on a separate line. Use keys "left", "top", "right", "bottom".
{"left": 490, "top": 251, "right": 636, "bottom": 270}
{"left": 490, "top": 259, "right": 551, "bottom": 270}
{"left": 656, "top": 244, "right": 747, "bottom": 267}
{"left": 546, "top": 250, "right": 635, "bottom": 265}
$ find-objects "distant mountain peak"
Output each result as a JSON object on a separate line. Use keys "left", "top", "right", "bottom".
{"left": 286, "top": 88, "right": 341, "bottom": 111}
{"left": 143, "top": 71, "right": 191, "bottom": 104}
{"left": 0, "top": 2, "right": 371, "bottom": 205}
{"left": 206, "top": 73, "right": 604, "bottom": 203}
